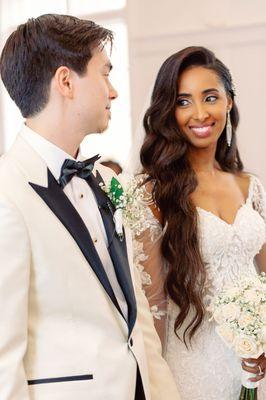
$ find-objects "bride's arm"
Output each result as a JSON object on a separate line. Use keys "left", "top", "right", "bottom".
{"left": 133, "top": 189, "right": 168, "bottom": 348}
{"left": 253, "top": 177, "right": 266, "bottom": 273}
{"left": 135, "top": 226, "right": 167, "bottom": 346}
{"left": 244, "top": 177, "right": 266, "bottom": 380}
{"left": 255, "top": 244, "right": 266, "bottom": 273}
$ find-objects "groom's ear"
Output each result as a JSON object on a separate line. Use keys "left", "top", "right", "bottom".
{"left": 53, "top": 66, "right": 74, "bottom": 99}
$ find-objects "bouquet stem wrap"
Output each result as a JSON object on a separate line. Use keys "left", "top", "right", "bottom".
{"left": 241, "top": 362, "right": 259, "bottom": 389}
{"left": 239, "top": 386, "right": 257, "bottom": 400}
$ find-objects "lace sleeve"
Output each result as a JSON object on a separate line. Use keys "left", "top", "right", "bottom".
{"left": 251, "top": 176, "right": 266, "bottom": 273}
{"left": 132, "top": 184, "right": 168, "bottom": 347}
{"left": 251, "top": 176, "right": 266, "bottom": 231}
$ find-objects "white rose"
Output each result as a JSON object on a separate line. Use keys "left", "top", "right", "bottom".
{"left": 259, "top": 304, "right": 266, "bottom": 323}
{"left": 234, "top": 336, "right": 260, "bottom": 358}
{"left": 244, "top": 289, "right": 260, "bottom": 305}
{"left": 113, "top": 208, "right": 123, "bottom": 236}
{"left": 216, "top": 325, "right": 235, "bottom": 348}
{"left": 221, "top": 303, "right": 241, "bottom": 322}
{"left": 238, "top": 313, "right": 255, "bottom": 329}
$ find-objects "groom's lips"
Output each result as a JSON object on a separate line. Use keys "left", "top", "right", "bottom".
{"left": 106, "top": 105, "right": 111, "bottom": 119}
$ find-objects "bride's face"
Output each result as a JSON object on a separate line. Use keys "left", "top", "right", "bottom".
{"left": 174, "top": 66, "right": 232, "bottom": 149}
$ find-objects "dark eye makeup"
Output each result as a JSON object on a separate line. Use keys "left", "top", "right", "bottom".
{"left": 176, "top": 98, "right": 190, "bottom": 107}
{"left": 176, "top": 93, "right": 219, "bottom": 107}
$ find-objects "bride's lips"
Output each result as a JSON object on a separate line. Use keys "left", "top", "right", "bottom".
{"left": 189, "top": 122, "right": 215, "bottom": 138}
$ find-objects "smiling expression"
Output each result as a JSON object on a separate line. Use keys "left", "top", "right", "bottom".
{"left": 175, "top": 66, "right": 232, "bottom": 149}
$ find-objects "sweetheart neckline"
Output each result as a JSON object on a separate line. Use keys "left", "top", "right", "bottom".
{"left": 196, "top": 202, "right": 251, "bottom": 226}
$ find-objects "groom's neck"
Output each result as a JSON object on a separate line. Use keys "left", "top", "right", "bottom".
{"left": 26, "top": 108, "right": 84, "bottom": 158}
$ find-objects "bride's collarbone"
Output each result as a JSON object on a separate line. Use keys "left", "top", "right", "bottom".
{"left": 190, "top": 174, "right": 251, "bottom": 224}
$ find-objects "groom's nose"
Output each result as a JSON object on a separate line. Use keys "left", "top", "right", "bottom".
{"left": 109, "top": 82, "right": 118, "bottom": 100}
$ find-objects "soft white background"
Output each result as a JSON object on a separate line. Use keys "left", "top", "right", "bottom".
{"left": 0, "top": 0, "right": 265, "bottom": 185}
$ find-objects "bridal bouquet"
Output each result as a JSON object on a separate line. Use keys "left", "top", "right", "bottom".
{"left": 209, "top": 273, "right": 266, "bottom": 400}
{"left": 101, "top": 174, "right": 151, "bottom": 239}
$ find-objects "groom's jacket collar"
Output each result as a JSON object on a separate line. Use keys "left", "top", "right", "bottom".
{"left": 20, "top": 123, "right": 83, "bottom": 182}
{"left": 8, "top": 132, "right": 49, "bottom": 187}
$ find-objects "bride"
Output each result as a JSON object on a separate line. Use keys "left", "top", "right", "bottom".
{"left": 133, "top": 46, "right": 266, "bottom": 399}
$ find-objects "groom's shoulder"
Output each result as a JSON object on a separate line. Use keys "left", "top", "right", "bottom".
{"left": 0, "top": 148, "right": 27, "bottom": 196}
{"left": 0, "top": 154, "right": 17, "bottom": 204}
{"left": 0, "top": 152, "right": 12, "bottom": 178}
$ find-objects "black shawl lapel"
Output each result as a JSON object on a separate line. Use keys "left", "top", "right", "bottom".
{"left": 29, "top": 169, "right": 123, "bottom": 317}
{"left": 89, "top": 171, "right": 137, "bottom": 337}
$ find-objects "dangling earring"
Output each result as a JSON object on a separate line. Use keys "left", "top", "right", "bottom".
{"left": 226, "top": 110, "right": 232, "bottom": 147}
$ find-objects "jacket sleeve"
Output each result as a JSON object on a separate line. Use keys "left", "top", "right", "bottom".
{"left": 0, "top": 194, "right": 31, "bottom": 399}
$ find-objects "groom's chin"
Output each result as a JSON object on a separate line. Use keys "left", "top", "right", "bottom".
{"left": 97, "top": 124, "right": 109, "bottom": 134}
{"left": 84, "top": 125, "right": 108, "bottom": 137}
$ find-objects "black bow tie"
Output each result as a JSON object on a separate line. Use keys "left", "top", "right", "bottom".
{"left": 59, "top": 154, "right": 100, "bottom": 188}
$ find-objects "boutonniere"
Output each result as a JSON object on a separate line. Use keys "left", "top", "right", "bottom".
{"left": 100, "top": 174, "right": 150, "bottom": 240}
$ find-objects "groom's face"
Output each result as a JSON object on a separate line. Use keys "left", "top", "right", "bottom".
{"left": 72, "top": 47, "right": 118, "bottom": 135}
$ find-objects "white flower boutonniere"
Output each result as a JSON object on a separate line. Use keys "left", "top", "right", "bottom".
{"left": 100, "top": 174, "right": 150, "bottom": 240}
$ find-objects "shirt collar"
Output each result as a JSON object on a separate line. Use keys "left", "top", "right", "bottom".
{"left": 20, "top": 124, "right": 82, "bottom": 181}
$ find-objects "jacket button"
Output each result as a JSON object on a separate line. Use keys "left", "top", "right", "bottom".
{"left": 129, "top": 338, "right": 133, "bottom": 347}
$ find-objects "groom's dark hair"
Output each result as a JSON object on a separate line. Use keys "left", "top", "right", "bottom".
{"left": 0, "top": 14, "right": 113, "bottom": 118}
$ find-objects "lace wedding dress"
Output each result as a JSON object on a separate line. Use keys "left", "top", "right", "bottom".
{"left": 133, "top": 175, "right": 266, "bottom": 400}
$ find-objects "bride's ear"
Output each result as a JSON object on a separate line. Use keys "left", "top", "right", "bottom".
{"left": 227, "top": 96, "right": 233, "bottom": 112}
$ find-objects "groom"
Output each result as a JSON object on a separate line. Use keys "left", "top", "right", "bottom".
{"left": 0, "top": 14, "right": 179, "bottom": 400}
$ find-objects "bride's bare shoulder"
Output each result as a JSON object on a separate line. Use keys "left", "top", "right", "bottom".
{"left": 235, "top": 172, "right": 253, "bottom": 197}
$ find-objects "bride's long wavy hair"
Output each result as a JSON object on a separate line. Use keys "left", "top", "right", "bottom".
{"left": 140, "top": 46, "right": 244, "bottom": 344}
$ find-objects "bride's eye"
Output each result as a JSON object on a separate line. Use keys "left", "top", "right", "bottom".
{"left": 176, "top": 98, "right": 190, "bottom": 107}
{"left": 205, "top": 95, "right": 218, "bottom": 103}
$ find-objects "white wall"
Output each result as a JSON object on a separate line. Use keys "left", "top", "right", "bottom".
{"left": 127, "top": 0, "right": 266, "bottom": 38}
{"left": 127, "top": 0, "right": 266, "bottom": 185}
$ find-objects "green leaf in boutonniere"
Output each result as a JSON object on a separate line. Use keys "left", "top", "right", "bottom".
{"left": 101, "top": 177, "right": 125, "bottom": 241}
{"left": 108, "top": 177, "right": 125, "bottom": 209}
{"left": 100, "top": 173, "right": 154, "bottom": 238}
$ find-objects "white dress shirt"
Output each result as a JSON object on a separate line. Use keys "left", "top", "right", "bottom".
{"left": 21, "top": 124, "right": 128, "bottom": 320}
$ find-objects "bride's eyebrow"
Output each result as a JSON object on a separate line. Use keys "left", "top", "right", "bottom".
{"left": 202, "top": 88, "right": 219, "bottom": 94}
{"left": 177, "top": 88, "right": 220, "bottom": 97}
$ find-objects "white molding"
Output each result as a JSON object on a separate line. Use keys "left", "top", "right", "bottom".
{"left": 130, "top": 23, "right": 266, "bottom": 57}
{"left": 81, "top": 9, "right": 126, "bottom": 23}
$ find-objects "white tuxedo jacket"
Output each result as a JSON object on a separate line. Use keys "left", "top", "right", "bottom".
{"left": 0, "top": 134, "right": 180, "bottom": 400}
